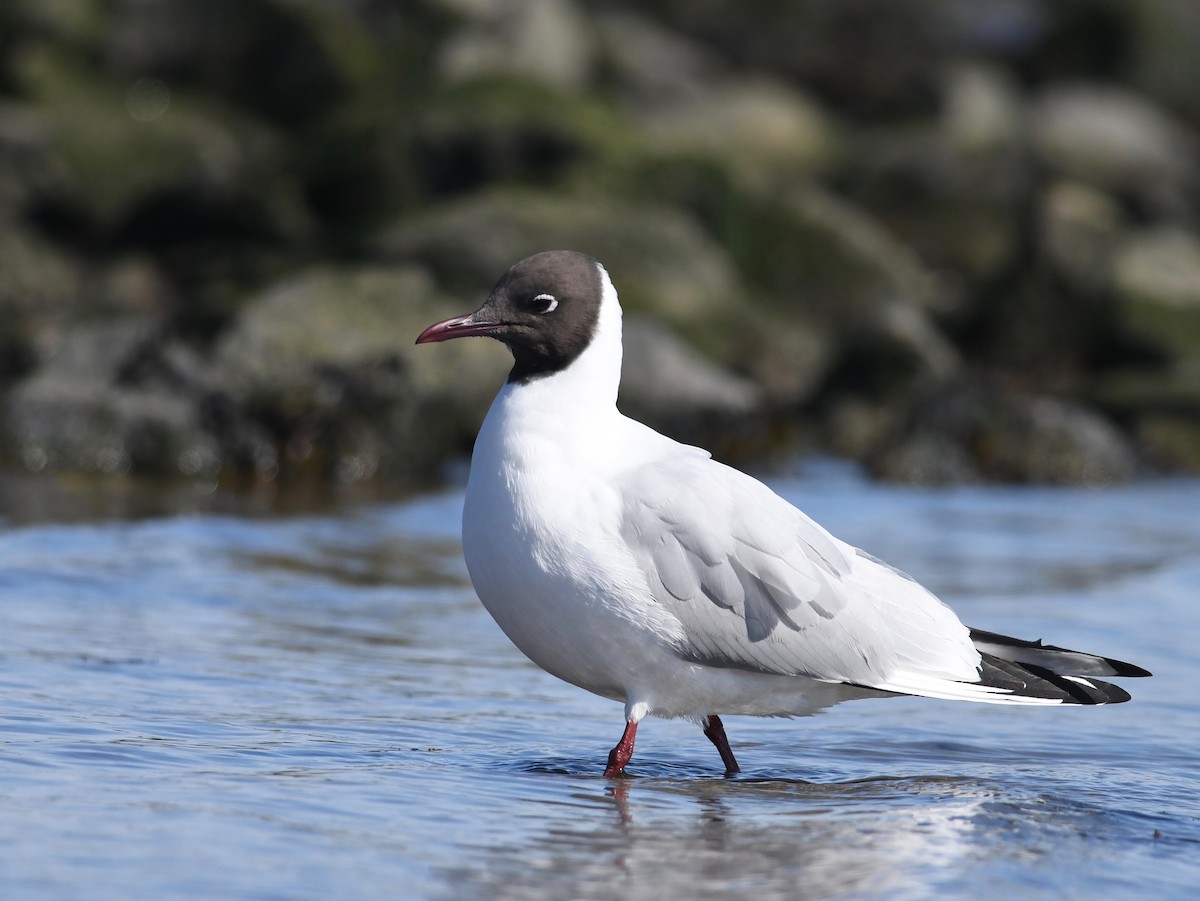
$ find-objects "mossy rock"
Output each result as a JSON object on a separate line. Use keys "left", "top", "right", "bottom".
{"left": 1, "top": 320, "right": 221, "bottom": 477}
{"left": 839, "top": 121, "right": 1030, "bottom": 291}
{"left": 733, "top": 186, "right": 939, "bottom": 320}
{"left": 633, "top": 77, "right": 840, "bottom": 186}
{"left": 436, "top": 0, "right": 596, "bottom": 91}
{"left": 869, "top": 380, "right": 1136, "bottom": 485}
{"left": 1113, "top": 228, "right": 1200, "bottom": 359}
{"left": 100, "top": 0, "right": 368, "bottom": 127}
{"left": 1038, "top": 181, "right": 1122, "bottom": 298}
{"left": 1136, "top": 413, "right": 1200, "bottom": 473}
{"left": 11, "top": 43, "right": 311, "bottom": 237}
{"left": 214, "top": 264, "right": 509, "bottom": 482}
{"left": 594, "top": 9, "right": 724, "bottom": 110}
{"left": 1031, "top": 83, "right": 1200, "bottom": 216}
{"left": 411, "top": 78, "right": 633, "bottom": 198}
{"left": 726, "top": 184, "right": 959, "bottom": 400}
{"left": 631, "top": 0, "right": 958, "bottom": 117}
{"left": 1091, "top": 362, "right": 1200, "bottom": 418}
{"left": 1127, "top": 0, "right": 1200, "bottom": 126}
{"left": 0, "top": 224, "right": 84, "bottom": 379}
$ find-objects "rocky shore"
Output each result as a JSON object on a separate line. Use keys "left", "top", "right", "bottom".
{"left": 2, "top": 0, "right": 1199, "bottom": 489}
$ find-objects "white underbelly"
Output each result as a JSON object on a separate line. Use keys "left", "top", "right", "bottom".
{"left": 464, "top": 541, "right": 663, "bottom": 701}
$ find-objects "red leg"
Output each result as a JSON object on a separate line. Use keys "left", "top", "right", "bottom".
{"left": 703, "top": 714, "right": 740, "bottom": 776}
{"left": 603, "top": 720, "right": 639, "bottom": 777}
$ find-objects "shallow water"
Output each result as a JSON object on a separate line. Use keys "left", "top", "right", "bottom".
{"left": 2, "top": 461, "right": 1198, "bottom": 900}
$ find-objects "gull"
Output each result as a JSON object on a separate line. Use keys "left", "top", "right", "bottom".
{"left": 416, "top": 250, "right": 1150, "bottom": 777}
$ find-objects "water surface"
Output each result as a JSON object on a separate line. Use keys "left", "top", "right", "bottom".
{"left": 2, "top": 462, "right": 1198, "bottom": 899}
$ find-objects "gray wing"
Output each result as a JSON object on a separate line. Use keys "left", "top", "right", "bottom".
{"left": 619, "top": 456, "right": 981, "bottom": 688}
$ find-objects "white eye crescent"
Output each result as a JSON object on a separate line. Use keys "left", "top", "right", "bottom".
{"left": 533, "top": 293, "right": 558, "bottom": 313}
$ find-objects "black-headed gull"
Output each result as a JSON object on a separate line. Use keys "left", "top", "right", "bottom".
{"left": 416, "top": 250, "right": 1150, "bottom": 777}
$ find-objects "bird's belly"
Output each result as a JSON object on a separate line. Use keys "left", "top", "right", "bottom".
{"left": 635, "top": 665, "right": 887, "bottom": 719}
{"left": 462, "top": 498, "right": 674, "bottom": 701}
{"left": 467, "top": 558, "right": 667, "bottom": 701}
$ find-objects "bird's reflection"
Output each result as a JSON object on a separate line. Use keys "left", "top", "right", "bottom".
{"left": 444, "top": 771, "right": 989, "bottom": 899}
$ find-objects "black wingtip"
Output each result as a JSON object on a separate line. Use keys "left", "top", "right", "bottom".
{"left": 978, "top": 655, "right": 1133, "bottom": 705}
{"left": 969, "top": 628, "right": 1150, "bottom": 679}
{"left": 1021, "top": 662, "right": 1133, "bottom": 705}
{"left": 1112, "top": 660, "right": 1153, "bottom": 678}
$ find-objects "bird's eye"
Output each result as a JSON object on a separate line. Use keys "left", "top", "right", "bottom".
{"left": 531, "top": 293, "right": 558, "bottom": 313}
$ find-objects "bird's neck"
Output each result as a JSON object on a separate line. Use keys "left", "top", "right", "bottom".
{"left": 482, "top": 276, "right": 625, "bottom": 465}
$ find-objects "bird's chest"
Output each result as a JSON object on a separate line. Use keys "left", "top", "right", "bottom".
{"left": 463, "top": 449, "right": 620, "bottom": 607}
{"left": 460, "top": 443, "right": 666, "bottom": 691}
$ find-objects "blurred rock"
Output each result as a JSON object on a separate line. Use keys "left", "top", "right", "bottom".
{"left": 941, "top": 63, "right": 1024, "bottom": 156}
{"left": 734, "top": 186, "right": 959, "bottom": 401}
{"left": 214, "top": 265, "right": 509, "bottom": 482}
{"left": 848, "top": 136, "right": 1028, "bottom": 295}
{"left": 843, "top": 66, "right": 1031, "bottom": 293}
{"left": 0, "top": 100, "right": 62, "bottom": 211}
{"left": 871, "top": 380, "right": 1137, "bottom": 485}
{"left": 437, "top": 0, "right": 596, "bottom": 91}
{"left": 736, "top": 310, "right": 834, "bottom": 407}
{"left": 596, "top": 10, "right": 722, "bottom": 109}
{"left": 1095, "top": 362, "right": 1200, "bottom": 422}
{"left": 11, "top": 43, "right": 311, "bottom": 239}
{"left": 2, "top": 0, "right": 1200, "bottom": 485}
{"left": 620, "top": 315, "right": 762, "bottom": 442}
{"left": 635, "top": 77, "right": 838, "bottom": 184}
{"left": 0, "top": 224, "right": 84, "bottom": 376}
{"left": 431, "top": 0, "right": 506, "bottom": 17}
{"left": 1030, "top": 83, "right": 1200, "bottom": 216}
{"left": 1113, "top": 227, "right": 1200, "bottom": 358}
{"left": 89, "top": 255, "right": 180, "bottom": 319}
{"left": 1136, "top": 412, "right": 1200, "bottom": 472}
{"left": 412, "top": 79, "right": 626, "bottom": 198}
{"left": 1092, "top": 361, "right": 1200, "bottom": 472}
{"left": 821, "top": 395, "right": 907, "bottom": 464}
{"left": 1126, "top": 0, "right": 1200, "bottom": 125}
{"left": 636, "top": 0, "right": 956, "bottom": 118}
{"left": 1037, "top": 181, "right": 1122, "bottom": 297}
{"left": 101, "top": 0, "right": 353, "bottom": 127}
{"left": 1, "top": 320, "right": 221, "bottom": 477}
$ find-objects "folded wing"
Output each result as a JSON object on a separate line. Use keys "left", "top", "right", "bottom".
{"left": 618, "top": 456, "right": 1148, "bottom": 706}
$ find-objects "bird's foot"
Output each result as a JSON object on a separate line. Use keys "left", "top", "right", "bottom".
{"left": 603, "top": 720, "right": 639, "bottom": 777}
{"left": 703, "top": 714, "right": 740, "bottom": 777}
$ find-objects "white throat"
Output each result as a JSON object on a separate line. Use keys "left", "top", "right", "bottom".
{"left": 466, "top": 262, "right": 628, "bottom": 493}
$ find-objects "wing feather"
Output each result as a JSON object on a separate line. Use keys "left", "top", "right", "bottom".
{"left": 619, "top": 456, "right": 981, "bottom": 689}
{"left": 700, "top": 559, "right": 743, "bottom": 609}
{"left": 653, "top": 533, "right": 701, "bottom": 601}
